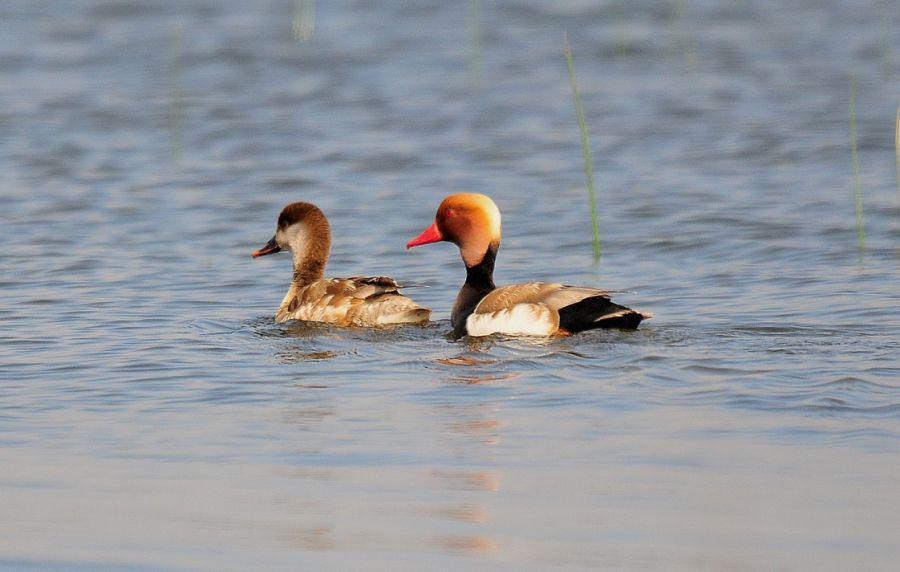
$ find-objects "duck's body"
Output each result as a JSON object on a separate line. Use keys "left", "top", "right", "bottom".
{"left": 463, "top": 282, "right": 645, "bottom": 337}
{"left": 254, "top": 202, "right": 430, "bottom": 326}
{"left": 272, "top": 275, "right": 430, "bottom": 326}
{"left": 407, "top": 193, "right": 650, "bottom": 337}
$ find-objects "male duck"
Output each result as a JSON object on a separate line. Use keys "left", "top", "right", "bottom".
{"left": 406, "top": 193, "right": 650, "bottom": 337}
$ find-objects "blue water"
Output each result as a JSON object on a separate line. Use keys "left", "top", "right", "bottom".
{"left": 2, "top": 1, "right": 900, "bottom": 570}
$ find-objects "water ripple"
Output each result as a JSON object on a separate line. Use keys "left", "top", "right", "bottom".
{"left": 2, "top": 0, "right": 900, "bottom": 569}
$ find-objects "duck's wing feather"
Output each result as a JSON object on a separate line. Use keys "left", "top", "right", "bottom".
{"left": 277, "top": 277, "right": 431, "bottom": 326}
{"left": 338, "top": 276, "right": 401, "bottom": 298}
{"left": 473, "top": 282, "right": 608, "bottom": 313}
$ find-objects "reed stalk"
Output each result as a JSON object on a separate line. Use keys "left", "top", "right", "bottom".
{"left": 292, "top": 0, "right": 316, "bottom": 42}
{"left": 611, "top": 1, "right": 629, "bottom": 57}
{"left": 880, "top": 4, "right": 893, "bottom": 77}
{"left": 466, "top": 0, "right": 483, "bottom": 84}
{"left": 895, "top": 104, "right": 899, "bottom": 207}
{"left": 666, "top": 0, "right": 684, "bottom": 61}
{"left": 563, "top": 31, "right": 601, "bottom": 260}
{"left": 167, "top": 24, "right": 184, "bottom": 166}
{"left": 849, "top": 72, "right": 865, "bottom": 251}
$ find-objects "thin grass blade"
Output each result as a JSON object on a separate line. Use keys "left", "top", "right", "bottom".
{"left": 849, "top": 72, "right": 865, "bottom": 252}
{"left": 563, "top": 31, "right": 601, "bottom": 260}
{"left": 895, "top": 104, "right": 899, "bottom": 209}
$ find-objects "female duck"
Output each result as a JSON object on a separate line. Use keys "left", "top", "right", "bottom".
{"left": 406, "top": 193, "right": 650, "bottom": 337}
{"left": 253, "top": 202, "right": 431, "bottom": 326}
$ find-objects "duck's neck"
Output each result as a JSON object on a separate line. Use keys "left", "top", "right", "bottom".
{"left": 277, "top": 220, "right": 330, "bottom": 314}
{"left": 292, "top": 249, "right": 326, "bottom": 286}
{"left": 451, "top": 243, "right": 497, "bottom": 337}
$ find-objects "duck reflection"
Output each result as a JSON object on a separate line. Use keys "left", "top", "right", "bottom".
{"left": 425, "top": 470, "right": 500, "bottom": 557}
{"left": 278, "top": 405, "right": 335, "bottom": 428}
{"left": 432, "top": 535, "right": 499, "bottom": 556}
{"left": 274, "top": 348, "right": 341, "bottom": 364}
{"left": 423, "top": 388, "right": 504, "bottom": 557}
{"left": 256, "top": 318, "right": 347, "bottom": 365}
{"left": 282, "top": 525, "right": 335, "bottom": 551}
{"left": 269, "top": 338, "right": 508, "bottom": 559}
{"left": 446, "top": 371, "right": 518, "bottom": 384}
{"left": 449, "top": 418, "right": 502, "bottom": 446}
{"left": 435, "top": 341, "right": 518, "bottom": 385}
{"left": 430, "top": 469, "right": 500, "bottom": 492}
{"left": 429, "top": 504, "right": 490, "bottom": 524}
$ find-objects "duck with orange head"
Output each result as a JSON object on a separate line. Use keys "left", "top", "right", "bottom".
{"left": 407, "top": 193, "right": 650, "bottom": 338}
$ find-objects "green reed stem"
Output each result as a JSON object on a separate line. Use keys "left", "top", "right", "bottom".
{"left": 666, "top": 0, "right": 684, "bottom": 61}
{"left": 167, "top": 24, "right": 184, "bottom": 166}
{"left": 849, "top": 72, "right": 865, "bottom": 251}
{"left": 466, "top": 0, "right": 483, "bottom": 84}
{"left": 563, "top": 31, "right": 601, "bottom": 260}
{"left": 895, "top": 104, "right": 900, "bottom": 208}
{"left": 611, "top": 1, "right": 629, "bottom": 57}
{"left": 292, "top": 0, "right": 316, "bottom": 42}
{"left": 880, "top": 3, "right": 893, "bottom": 78}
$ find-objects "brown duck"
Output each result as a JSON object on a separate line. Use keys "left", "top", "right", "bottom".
{"left": 253, "top": 202, "right": 431, "bottom": 326}
{"left": 406, "top": 193, "right": 650, "bottom": 337}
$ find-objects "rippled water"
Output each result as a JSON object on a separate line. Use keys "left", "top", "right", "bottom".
{"left": 2, "top": 1, "right": 900, "bottom": 570}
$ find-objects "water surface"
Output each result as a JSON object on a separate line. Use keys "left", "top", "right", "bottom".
{"left": 2, "top": 1, "right": 900, "bottom": 570}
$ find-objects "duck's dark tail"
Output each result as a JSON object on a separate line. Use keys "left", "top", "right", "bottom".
{"left": 558, "top": 295, "right": 651, "bottom": 332}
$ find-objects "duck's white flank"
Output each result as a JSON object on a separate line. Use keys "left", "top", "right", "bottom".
{"left": 465, "top": 303, "right": 559, "bottom": 337}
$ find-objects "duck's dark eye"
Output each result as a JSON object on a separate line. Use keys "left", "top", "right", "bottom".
{"left": 445, "top": 208, "right": 456, "bottom": 218}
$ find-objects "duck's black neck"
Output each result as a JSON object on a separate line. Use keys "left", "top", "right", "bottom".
{"left": 451, "top": 245, "right": 497, "bottom": 337}
{"left": 465, "top": 245, "right": 496, "bottom": 289}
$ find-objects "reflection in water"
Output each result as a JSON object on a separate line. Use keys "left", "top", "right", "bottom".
{"left": 275, "top": 349, "right": 341, "bottom": 364}
{"left": 256, "top": 320, "right": 339, "bottom": 340}
{"left": 273, "top": 406, "right": 338, "bottom": 554}
{"left": 435, "top": 356, "right": 497, "bottom": 367}
{"left": 433, "top": 401, "right": 504, "bottom": 448}
{"left": 423, "top": 398, "right": 504, "bottom": 558}
{"left": 427, "top": 469, "right": 500, "bottom": 558}
{"left": 430, "top": 469, "right": 500, "bottom": 493}
{"left": 449, "top": 419, "right": 502, "bottom": 446}
{"left": 282, "top": 525, "right": 335, "bottom": 551}
{"left": 261, "top": 320, "right": 348, "bottom": 364}
{"left": 284, "top": 468, "right": 336, "bottom": 481}
{"left": 459, "top": 337, "right": 496, "bottom": 353}
{"left": 266, "top": 326, "right": 508, "bottom": 558}
{"left": 429, "top": 504, "right": 490, "bottom": 524}
{"left": 279, "top": 405, "right": 335, "bottom": 427}
{"left": 432, "top": 535, "right": 498, "bottom": 557}
{"left": 435, "top": 347, "right": 517, "bottom": 384}
{"left": 445, "top": 372, "right": 519, "bottom": 384}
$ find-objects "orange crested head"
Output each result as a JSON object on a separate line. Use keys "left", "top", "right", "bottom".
{"left": 407, "top": 193, "right": 501, "bottom": 267}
